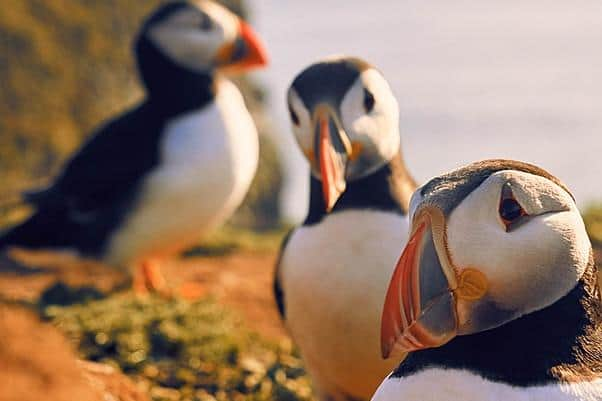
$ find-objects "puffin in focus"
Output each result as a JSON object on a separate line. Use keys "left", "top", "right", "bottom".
{"left": 374, "top": 159, "right": 602, "bottom": 401}
{"left": 0, "top": 0, "right": 268, "bottom": 295}
{"left": 275, "top": 56, "right": 417, "bottom": 401}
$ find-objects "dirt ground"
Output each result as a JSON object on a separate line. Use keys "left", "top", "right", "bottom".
{"left": 161, "top": 250, "right": 287, "bottom": 340}
{"left": 0, "top": 248, "right": 286, "bottom": 401}
{"left": 0, "top": 248, "right": 287, "bottom": 339}
{"left": 0, "top": 304, "right": 149, "bottom": 401}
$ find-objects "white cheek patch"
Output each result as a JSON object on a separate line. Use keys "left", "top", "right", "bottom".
{"left": 287, "top": 88, "right": 313, "bottom": 153}
{"left": 446, "top": 171, "right": 590, "bottom": 315}
{"left": 197, "top": 0, "right": 239, "bottom": 43}
{"left": 149, "top": 28, "right": 222, "bottom": 67}
{"left": 340, "top": 69, "right": 400, "bottom": 178}
{"left": 495, "top": 171, "right": 574, "bottom": 218}
{"left": 147, "top": 2, "right": 237, "bottom": 72}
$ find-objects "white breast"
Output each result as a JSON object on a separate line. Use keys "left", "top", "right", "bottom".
{"left": 372, "top": 369, "right": 602, "bottom": 401}
{"left": 280, "top": 209, "right": 409, "bottom": 400}
{"left": 106, "top": 79, "right": 258, "bottom": 266}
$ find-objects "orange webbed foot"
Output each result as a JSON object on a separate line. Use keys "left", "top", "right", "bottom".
{"left": 134, "top": 259, "right": 169, "bottom": 298}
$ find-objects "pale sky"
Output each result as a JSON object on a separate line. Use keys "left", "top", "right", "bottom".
{"left": 251, "top": 0, "right": 602, "bottom": 222}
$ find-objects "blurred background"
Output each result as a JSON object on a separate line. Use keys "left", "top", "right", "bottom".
{"left": 254, "top": 0, "right": 602, "bottom": 222}
{"left": 1, "top": 0, "right": 601, "bottom": 225}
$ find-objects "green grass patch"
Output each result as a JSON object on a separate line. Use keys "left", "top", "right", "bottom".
{"left": 42, "top": 295, "right": 312, "bottom": 401}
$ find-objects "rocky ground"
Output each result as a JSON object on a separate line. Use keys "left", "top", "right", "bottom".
{"left": 0, "top": 244, "right": 300, "bottom": 401}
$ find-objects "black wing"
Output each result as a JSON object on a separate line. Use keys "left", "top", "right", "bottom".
{"left": 274, "top": 229, "right": 295, "bottom": 320}
{"left": 28, "top": 102, "right": 165, "bottom": 215}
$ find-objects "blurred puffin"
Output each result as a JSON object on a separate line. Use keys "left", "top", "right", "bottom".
{"left": 274, "top": 56, "right": 417, "bottom": 401}
{"left": 0, "top": 0, "right": 268, "bottom": 295}
{"left": 375, "top": 160, "right": 602, "bottom": 401}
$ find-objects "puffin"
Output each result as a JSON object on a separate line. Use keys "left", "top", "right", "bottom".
{"left": 0, "top": 0, "right": 268, "bottom": 295}
{"left": 274, "top": 56, "right": 417, "bottom": 401}
{"left": 374, "top": 159, "right": 602, "bottom": 401}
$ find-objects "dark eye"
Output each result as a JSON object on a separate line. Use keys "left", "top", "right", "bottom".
{"left": 499, "top": 184, "right": 527, "bottom": 231}
{"left": 499, "top": 198, "right": 523, "bottom": 222}
{"left": 363, "top": 88, "right": 375, "bottom": 113}
{"left": 288, "top": 103, "right": 300, "bottom": 126}
{"left": 200, "top": 14, "right": 213, "bottom": 31}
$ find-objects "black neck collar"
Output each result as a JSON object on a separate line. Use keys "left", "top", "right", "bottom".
{"left": 392, "top": 255, "right": 602, "bottom": 386}
{"left": 135, "top": 35, "right": 216, "bottom": 115}
{"left": 303, "top": 151, "right": 416, "bottom": 226}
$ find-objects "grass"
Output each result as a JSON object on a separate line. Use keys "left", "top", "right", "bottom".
{"left": 42, "top": 294, "right": 313, "bottom": 401}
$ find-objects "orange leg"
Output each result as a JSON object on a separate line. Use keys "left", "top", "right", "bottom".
{"left": 133, "top": 259, "right": 206, "bottom": 300}
{"left": 133, "top": 259, "right": 168, "bottom": 297}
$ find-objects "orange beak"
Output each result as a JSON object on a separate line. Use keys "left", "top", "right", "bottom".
{"left": 381, "top": 209, "right": 458, "bottom": 358}
{"left": 314, "top": 106, "right": 351, "bottom": 212}
{"left": 216, "top": 20, "right": 268, "bottom": 72}
{"left": 380, "top": 207, "right": 489, "bottom": 359}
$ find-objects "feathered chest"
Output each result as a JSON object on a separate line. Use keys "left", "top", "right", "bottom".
{"left": 155, "top": 79, "right": 258, "bottom": 188}
{"left": 372, "top": 369, "right": 602, "bottom": 401}
{"left": 102, "top": 80, "right": 258, "bottom": 265}
{"left": 279, "top": 209, "right": 409, "bottom": 399}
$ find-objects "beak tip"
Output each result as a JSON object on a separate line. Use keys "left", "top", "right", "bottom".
{"left": 218, "top": 20, "right": 268, "bottom": 72}
{"left": 239, "top": 20, "right": 269, "bottom": 69}
{"left": 324, "top": 198, "right": 336, "bottom": 213}
{"left": 381, "top": 344, "right": 391, "bottom": 360}
{"left": 257, "top": 52, "right": 269, "bottom": 67}
{"left": 380, "top": 312, "right": 397, "bottom": 359}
